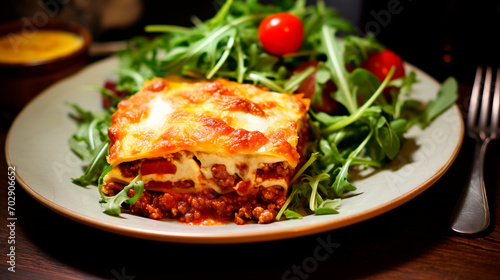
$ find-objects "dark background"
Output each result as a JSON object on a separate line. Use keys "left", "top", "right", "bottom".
{"left": 362, "top": 0, "right": 500, "bottom": 83}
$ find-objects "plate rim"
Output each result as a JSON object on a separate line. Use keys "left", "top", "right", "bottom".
{"left": 5, "top": 56, "right": 465, "bottom": 244}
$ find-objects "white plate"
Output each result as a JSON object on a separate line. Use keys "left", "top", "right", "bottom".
{"left": 6, "top": 56, "right": 464, "bottom": 244}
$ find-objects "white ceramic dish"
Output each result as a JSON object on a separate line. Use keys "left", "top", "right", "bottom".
{"left": 5, "top": 56, "right": 464, "bottom": 244}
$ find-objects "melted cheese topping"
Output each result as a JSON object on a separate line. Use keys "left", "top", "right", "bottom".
{"left": 0, "top": 30, "right": 83, "bottom": 64}
{"left": 108, "top": 77, "right": 309, "bottom": 167}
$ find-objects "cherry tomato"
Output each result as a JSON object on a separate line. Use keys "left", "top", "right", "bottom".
{"left": 362, "top": 49, "right": 406, "bottom": 82}
{"left": 258, "top": 13, "right": 304, "bottom": 55}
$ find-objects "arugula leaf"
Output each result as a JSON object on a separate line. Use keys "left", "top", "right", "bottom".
{"left": 276, "top": 184, "right": 302, "bottom": 220}
{"left": 351, "top": 68, "right": 388, "bottom": 107}
{"left": 343, "top": 35, "right": 383, "bottom": 68}
{"left": 307, "top": 173, "right": 330, "bottom": 211}
{"left": 318, "top": 139, "right": 344, "bottom": 168}
{"left": 284, "top": 209, "right": 303, "bottom": 219}
{"left": 424, "top": 77, "right": 459, "bottom": 126}
{"left": 322, "top": 66, "right": 395, "bottom": 133}
{"left": 99, "top": 174, "right": 145, "bottom": 216}
{"left": 375, "top": 117, "right": 400, "bottom": 160}
{"left": 330, "top": 161, "right": 356, "bottom": 197}
{"left": 313, "top": 198, "right": 341, "bottom": 215}
{"left": 321, "top": 25, "right": 356, "bottom": 114}
{"left": 290, "top": 152, "right": 320, "bottom": 184}
{"left": 284, "top": 66, "right": 316, "bottom": 93}
{"left": 68, "top": 103, "right": 112, "bottom": 186}
{"left": 206, "top": 0, "right": 234, "bottom": 28}
{"left": 331, "top": 120, "right": 374, "bottom": 196}
{"left": 390, "top": 118, "right": 409, "bottom": 138}
{"left": 393, "top": 71, "right": 418, "bottom": 119}
{"left": 71, "top": 141, "right": 109, "bottom": 187}
{"left": 310, "top": 110, "right": 348, "bottom": 125}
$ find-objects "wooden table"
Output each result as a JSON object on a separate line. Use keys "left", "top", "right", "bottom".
{"left": 1, "top": 68, "right": 499, "bottom": 280}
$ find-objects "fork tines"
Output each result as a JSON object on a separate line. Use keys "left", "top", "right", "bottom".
{"left": 468, "top": 66, "right": 500, "bottom": 139}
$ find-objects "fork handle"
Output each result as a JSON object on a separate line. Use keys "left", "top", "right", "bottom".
{"left": 450, "top": 138, "right": 491, "bottom": 235}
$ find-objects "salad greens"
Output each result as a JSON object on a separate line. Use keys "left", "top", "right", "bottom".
{"left": 68, "top": 0, "right": 458, "bottom": 218}
{"left": 68, "top": 102, "right": 111, "bottom": 186}
{"left": 98, "top": 166, "right": 144, "bottom": 216}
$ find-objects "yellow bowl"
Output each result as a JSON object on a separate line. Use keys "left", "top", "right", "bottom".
{"left": 0, "top": 19, "right": 92, "bottom": 111}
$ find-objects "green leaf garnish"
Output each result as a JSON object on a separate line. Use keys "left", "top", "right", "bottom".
{"left": 99, "top": 174, "right": 145, "bottom": 216}
{"left": 424, "top": 77, "right": 459, "bottom": 126}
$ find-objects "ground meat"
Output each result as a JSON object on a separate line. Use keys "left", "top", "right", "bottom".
{"left": 147, "top": 180, "right": 194, "bottom": 192}
{"left": 256, "top": 162, "right": 294, "bottom": 181}
{"left": 118, "top": 161, "right": 141, "bottom": 178}
{"left": 211, "top": 164, "right": 240, "bottom": 191}
{"left": 252, "top": 206, "right": 264, "bottom": 220}
{"left": 252, "top": 207, "right": 275, "bottom": 224}
{"left": 107, "top": 160, "right": 292, "bottom": 225}
{"left": 101, "top": 181, "right": 123, "bottom": 196}
{"left": 236, "top": 163, "right": 248, "bottom": 177}
{"left": 261, "top": 186, "right": 284, "bottom": 201}
{"left": 125, "top": 186, "right": 287, "bottom": 225}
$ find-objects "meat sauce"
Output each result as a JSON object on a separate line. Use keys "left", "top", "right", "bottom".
{"left": 127, "top": 186, "right": 287, "bottom": 225}
{"left": 105, "top": 160, "right": 291, "bottom": 224}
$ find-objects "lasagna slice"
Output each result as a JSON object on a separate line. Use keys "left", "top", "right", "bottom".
{"left": 103, "top": 77, "right": 310, "bottom": 224}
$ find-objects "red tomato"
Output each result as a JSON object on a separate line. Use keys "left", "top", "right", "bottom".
{"left": 294, "top": 61, "right": 319, "bottom": 100}
{"left": 101, "top": 80, "right": 129, "bottom": 108}
{"left": 140, "top": 159, "right": 177, "bottom": 175}
{"left": 258, "top": 13, "right": 304, "bottom": 55}
{"left": 294, "top": 61, "right": 341, "bottom": 114}
{"left": 362, "top": 49, "right": 406, "bottom": 82}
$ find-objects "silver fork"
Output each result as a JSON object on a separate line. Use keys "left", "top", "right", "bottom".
{"left": 450, "top": 66, "right": 500, "bottom": 235}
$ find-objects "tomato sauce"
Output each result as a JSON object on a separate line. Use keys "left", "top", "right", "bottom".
{"left": 140, "top": 158, "right": 177, "bottom": 175}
